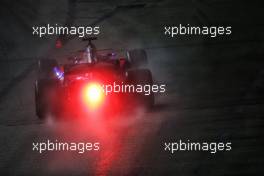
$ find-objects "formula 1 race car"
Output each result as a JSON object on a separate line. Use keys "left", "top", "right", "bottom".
{"left": 35, "top": 37, "right": 154, "bottom": 119}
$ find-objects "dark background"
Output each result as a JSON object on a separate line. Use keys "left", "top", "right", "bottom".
{"left": 0, "top": 0, "right": 263, "bottom": 175}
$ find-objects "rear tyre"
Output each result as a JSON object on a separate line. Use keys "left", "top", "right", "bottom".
{"left": 38, "top": 58, "right": 58, "bottom": 78}
{"left": 35, "top": 58, "right": 59, "bottom": 119}
{"left": 126, "top": 69, "right": 154, "bottom": 108}
{"left": 127, "top": 49, "right": 148, "bottom": 68}
{"left": 35, "top": 79, "right": 59, "bottom": 119}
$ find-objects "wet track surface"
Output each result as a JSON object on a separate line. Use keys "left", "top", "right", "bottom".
{"left": 0, "top": 0, "right": 264, "bottom": 175}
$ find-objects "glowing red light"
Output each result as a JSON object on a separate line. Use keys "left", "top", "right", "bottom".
{"left": 82, "top": 82, "right": 105, "bottom": 109}
{"left": 55, "top": 39, "right": 62, "bottom": 48}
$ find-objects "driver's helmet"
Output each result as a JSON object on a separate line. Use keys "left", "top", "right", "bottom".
{"left": 81, "top": 43, "right": 97, "bottom": 63}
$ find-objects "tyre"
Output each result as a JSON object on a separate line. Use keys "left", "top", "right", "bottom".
{"left": 35, "top": 79, "right": 59, "bottom": 119}
{"left": 37, "top": 58, "right": 58, "bottom": 78}
{"left": 126, "top": 69, "right": 155, "bottom": 108}
{"left": 127, "top": 49, "right": 148, "bottom": 68}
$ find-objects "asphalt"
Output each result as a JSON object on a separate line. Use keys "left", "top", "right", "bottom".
{"left": 0, "top": 0, "right": 263, "bottom": 175}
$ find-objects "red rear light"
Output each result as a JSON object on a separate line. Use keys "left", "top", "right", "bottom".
{"left": 55, "top": 39, "right": 62, "bottom": 48}
{"left": 81, "top": 82, "right": 105, "bottom": 110}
